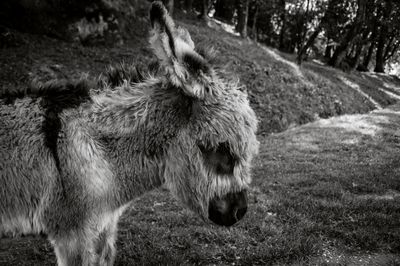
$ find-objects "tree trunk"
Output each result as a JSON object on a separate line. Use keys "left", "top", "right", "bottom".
{"left": 184, "top": 0, "right": 193, "bottom": 12}
{"left": 348, "top": 43, "right": 357, "bottom": 58}
{"left": 374, "top": 0, "right": 393, "bottom": 73}
{"left": 325, "top": 39, "right": 333, "bottom": 59}
{"left": 383, "top": 35, "right": 395, "bottom": 60}
{"left": 213, "top": 0, "right": 235, "bottom": 22}
{"left": 350, "top": 44, "right": 364, "bottom": 71}
{"left": 349, "top": 29, "right": 370, "bottom": 70}
{"left": 329, "top": 0, "right": 366, "bottom": 67}
{"left": 251, "top": 4, "right": 259, "bottom": 41}
{"left": 362, "top": 41, "right": 375, "bottom": 70}
{"left": 374, "top": 25, "right": 388, "bottom": 73}
{"left": 329, "top": 34, "right": 353, "bottom": 67}
{"left": 199, "top": 0, "right": 209, "bottom": 20}
{"left": 322, "top": 0, "right": 335, "bottom": 60}
{"left": 298, "top": 0, "right": 311, "bottom": 51}
{"left": 278, "top": 0, "right": 286, "bottom": 50}
{"left": 362, "top": 19, "right": 378, "bottom": 70}
{"left": 297, "top": 24, "right": 322, "bottom": 65}
{"left": 236, "top": 0, "right": 249, "bottom": 38}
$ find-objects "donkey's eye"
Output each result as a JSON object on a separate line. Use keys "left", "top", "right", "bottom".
{"left": 198, "top": 142, "right": 236, "bottom": 175}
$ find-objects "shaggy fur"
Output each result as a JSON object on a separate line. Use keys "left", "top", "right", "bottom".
{"left": 0, "top": 2, "right": 259, "bottom": 265}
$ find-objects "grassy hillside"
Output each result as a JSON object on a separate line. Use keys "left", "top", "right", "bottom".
{"left": 2, "top": 9, "right": 400, "bottom": 135}
{"left": 1, "top": 4, "right": 400, "bottom": 266}
{"left": 179, "top": 17, "right": 400, "bottom": 135}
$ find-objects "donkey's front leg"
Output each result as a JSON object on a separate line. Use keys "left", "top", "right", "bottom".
{"left": 94, "top": 213, "right": 120, "bottom": 266}
{"left": 50, "top": 231, "right": 98, "bottom": 266}
{"left": 50, "top": 214, "right": 120, "bottom": 266}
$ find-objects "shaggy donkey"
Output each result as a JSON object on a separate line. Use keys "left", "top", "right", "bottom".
{"left": 0, "top": 2, "right": 259, "bottom": 265}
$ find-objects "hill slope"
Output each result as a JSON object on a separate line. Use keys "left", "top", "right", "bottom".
{"left": 2, "top": 9, "right": 400, "bottom": 135}
{"left": 179, "top": 17, "right": 400, "bottom": 135}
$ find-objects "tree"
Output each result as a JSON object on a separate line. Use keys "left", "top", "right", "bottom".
{"left": 248, "top": 0, "right": 259, "bottom": 40}
{"left": 373, "top": 0, "right": 400, "bottom": 73}
{"left": 198, "top": 0, "right": 209, "bottom": 20}
{"left": 374, "top": 0, "right": 393, "bottom": 72}
{"left": 361, "top": 15, "right": 378, "bottom": 70}
{"left": 184, "top": 0, "right": 193, "bottom": 12}
{"left": 213, "top": 0, "right": 236, "bottom": 23}
{"left": 329, "top": 0, "right": 367, "bottom": 67}
{"left": 278, "top": 0, "right": 286, "bottom": 50}
{"left": 349, "top": 28, "right": 370, "bottom": 71}
{"left": 236, "top": 0, "right": 250, "bottom": 38}
{"left": 296, "top": 24, "right": 323, "bottom": 64}
{"left": 296, "top": 0, "right": 331, "bottom": 65}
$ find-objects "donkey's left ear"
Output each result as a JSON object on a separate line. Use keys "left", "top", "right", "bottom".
{"left": 149, "top": 2, "right": 179, "bottom": 62}
{"left": 149, "top": 1, "right": 209, "bottom": 98}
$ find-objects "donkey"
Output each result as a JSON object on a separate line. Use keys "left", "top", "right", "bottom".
{"left": 0, "top": 2, "right": 259, "bottom": 265}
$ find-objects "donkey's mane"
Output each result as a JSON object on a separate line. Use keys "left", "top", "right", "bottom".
{"left": 0, "top": 60, "right": 161, "bottom": 104}
{"left": 0, "top": 78, "right": 92, "bottom": 105}
{"left": 0, "top": 43, "right": 215, "bottom": 106}
{"left": 101, "top": 61, "right": 160, "bottom": 88}
{"left": 195, "top": 43, "right": 217, "bottom": 65}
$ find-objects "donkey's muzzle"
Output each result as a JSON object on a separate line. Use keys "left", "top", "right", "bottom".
{"left": 208, "top": 190, "right": 248, "bottom": 226}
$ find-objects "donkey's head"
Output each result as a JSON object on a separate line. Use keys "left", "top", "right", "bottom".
{"left": 149, "top": 2, "right": 259, "bottom": 226}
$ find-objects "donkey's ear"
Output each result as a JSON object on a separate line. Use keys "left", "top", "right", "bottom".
{"left": 150, "top": 2, "right": 195, "bottom": 57}
{"left": 149, "top": 1, "right": 178, "bottom": 62}
{"left": 149, "top": 2, "right": 209, "bottom": 98}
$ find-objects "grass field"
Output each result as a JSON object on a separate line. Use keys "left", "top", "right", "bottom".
{"left": 1, "top": 4, "right": 400, "bottom": 265}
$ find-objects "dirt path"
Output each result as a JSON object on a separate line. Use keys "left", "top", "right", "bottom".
{"left": 1, "top": 104, "right": 400, "bottom": 265}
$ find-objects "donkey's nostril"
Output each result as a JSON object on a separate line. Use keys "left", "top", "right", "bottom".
{"left": 235, "top": 205, "right": 247, "bottom": 221}
{"left": 208, "top": 190, "right": 248, "bottom": 226}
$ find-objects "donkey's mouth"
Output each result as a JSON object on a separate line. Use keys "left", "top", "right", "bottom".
{"left": 208, "top": 190, "right": 248, "bottom": 226}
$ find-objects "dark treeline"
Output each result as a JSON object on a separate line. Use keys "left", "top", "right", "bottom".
{"left": 175, "top": 0, "right": 400, "bottom": 73}
{"left": 1, "top": 0, "right": 398, "bottom": 73}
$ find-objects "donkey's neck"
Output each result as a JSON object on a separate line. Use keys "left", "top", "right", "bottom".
{"left": 87, "top": 81, "right": 192, "bottom": 205}
{"left": 98, "top": 134, "right": 166, "bottom": 205}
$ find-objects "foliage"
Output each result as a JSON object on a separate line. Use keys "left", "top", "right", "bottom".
{"left": 181, "top": 0, "right": 400, "bottom": 73}
{"left": 1, "top": 0, "right": 398, "bottom": 72}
